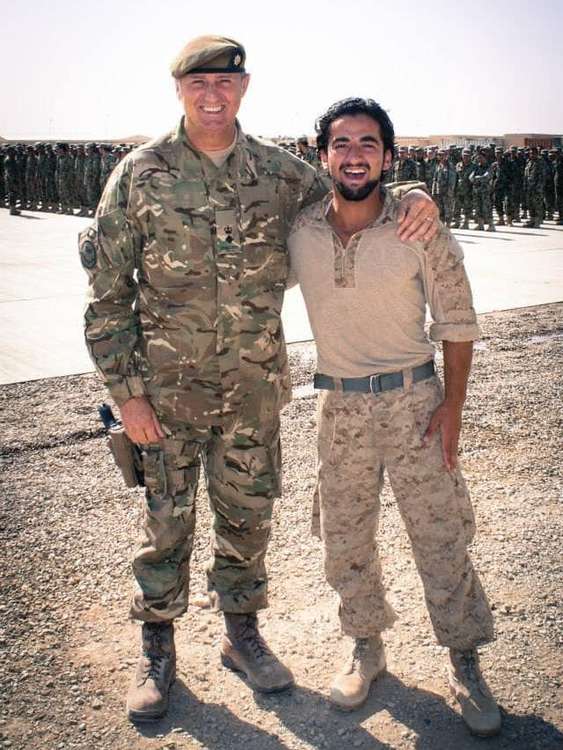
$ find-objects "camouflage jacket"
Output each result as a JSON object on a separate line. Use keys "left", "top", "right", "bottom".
{"left": 524, "top": 160, "right": 545, "bottom": 194}
{"left": 455, "top": 161, "right": 474, "bottom": 194}
{"left": 432, "top": 162, "right": 456, "bottom": 197}
{"left": 100, "top": 153, "right": 118, "bottom": 188}
{"left": 84, "top": 154, "right": 101, "bottom": 185}
{"left": 469, "top": 163, "right": 492, "bottom": 193}
{"left": 56, "top": 154, "right": 74, "bottom": 184}
{"left": 490, "top": 159, "right": 513, "bottom": 190}
{"left": 80, "top": 118, "right": 325, "bottom": 429}
{"left": 392, "top": 159, "right": 417, "bottom": 183}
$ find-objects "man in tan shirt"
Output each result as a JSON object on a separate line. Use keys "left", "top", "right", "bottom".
{"left": 288, "top": 98, "right": 501, "bottom": 737}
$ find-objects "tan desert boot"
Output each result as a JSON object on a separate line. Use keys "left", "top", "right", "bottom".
{"left": 126, "top": 621, "right": 176, "bottom": 722}
{"left": 448, "top": 649, "right": 501, "bottom": 736}
{"left": 221, "top": 613, "right": 294, "bottom": 693}
{"left": 330, "top": 636, "right": 386, "bottom": 711}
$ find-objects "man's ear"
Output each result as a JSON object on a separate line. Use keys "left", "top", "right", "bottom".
{"left": 241, "top": 73, "right": 251, "bottom": 97}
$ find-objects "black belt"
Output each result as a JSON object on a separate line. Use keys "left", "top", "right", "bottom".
{"left": 314, "top": 360, "right": 435, "bottom": 395}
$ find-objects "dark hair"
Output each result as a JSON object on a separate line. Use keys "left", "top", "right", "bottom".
{"left": 315, "top": 97, "right": 395, "bottom": 155}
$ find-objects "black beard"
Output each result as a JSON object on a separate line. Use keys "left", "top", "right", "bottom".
{"left": 333, "top": 178, "right": 380, "bottom": 202}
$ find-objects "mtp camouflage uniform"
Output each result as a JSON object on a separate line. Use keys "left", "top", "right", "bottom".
{"left": 81, "top": 117, "right": 324, "bottom": 621}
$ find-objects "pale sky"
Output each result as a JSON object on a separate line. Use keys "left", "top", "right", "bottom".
{"left": 2, "top": 0, "right": 562, "bottom": 141}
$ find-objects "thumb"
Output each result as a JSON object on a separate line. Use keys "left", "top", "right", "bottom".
{"left": 152, "top": 412, "right": 165, "bottom": 439}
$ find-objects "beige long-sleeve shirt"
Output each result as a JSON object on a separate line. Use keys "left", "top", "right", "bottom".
{"left": 287, "top": 189, "right": 480, "bottom": 377}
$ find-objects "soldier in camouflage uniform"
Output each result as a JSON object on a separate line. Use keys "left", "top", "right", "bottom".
{"left": 524, "top": 146, "right": 545, "bottom": 228}
{"left": 452, "top": 148, "right": 473, "bottom": 228}
{"left": 80, "top": 36, "right": 437, "bottom": 724}
{"left": 46, "top": 144, "right": 58, "bottom": 209}
{"left": 36, "top": 143, "right": 49, "bottom": 210}
{"left": 553, "top": 148, "right": 563, "bottom": 225}
{"left": 4, "top": 146, "right": 20, "bottom": 215}
{"left": 74, "top": 144, "right": 87, "bottom": 214}
{"left": 55, "top": 143, "right": 74, "bottom": 213}
{"left": 490, "top": 147, "right": 513, "bottom": 226}
{"left": 392, "top": 146, "right": 417, "bottom": 182}
{"left": 509, "top": 146, "right": 524, "bottom": 222}
{"left": 414, "top": 146, "right": 426, "bottom": 184}
{"left": 425, "top": 145, "right": 438, "bottom": 195}
{"left": 84, "top": 142, "right": 101, "bottom": 215}
{"left": 288, "top": 97, "right": 499, "bottom": 736}
{"left": 541, "top": 149, "right": 555, "bottom": 220}
{"left": 432, "top": 149, "right": 457, "bottom": 226}
{"left": 470, "top": 152, "right": 495, "bottom": 231}
{"left": 25, "top": 145, "right": 38, "bottom": 210}
{"left": 99, "top": 143, "right": 118, "bottom": 193}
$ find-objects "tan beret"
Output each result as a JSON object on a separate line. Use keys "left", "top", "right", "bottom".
{"left": 170, "top": 35, "right": 246, "bottom": 78}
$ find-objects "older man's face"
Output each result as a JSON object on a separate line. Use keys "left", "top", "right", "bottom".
{"left": 176, "top": 72, "right": 250, "bottom": 135}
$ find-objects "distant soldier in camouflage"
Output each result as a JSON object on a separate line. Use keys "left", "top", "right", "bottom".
{"left": 490, "top": 147, "right": 513, "bottom": 226}
{"left": 470, "top": 152, "right": 495, "bottom": 231}
{"left": 84, "top": 142, "right": 101, "bottom": 215}
{"left": 36, "top": 144, "right": 49, "bottom": 210}
{"left": 56, "top": 143, "right": 74, "bottom": 213}
{"left": 25, "top": 145, "right": 38, "bottom": 210}
{"left": 15, "top": 145, "right": 27, "bottom": 211}
{"left": 553, "top": 148, "right": 563, "bottom": 225}
{"left": 425, "top": 145, "right": 438, "bottom": 194}
{"left": 392, "top": 146, "right": 417, "bottom": 182}
{"left": 80, "top": 36, "right": 437, "bottom": 724}
{"left": 288, "top": 97, "right": 500, "bottom": 737}
{"left": 452, "top": 148, "right": 473, "bottom": 228}
{"left": 4, "top": 145, "right": 20, "bottom": 215}
{"left": 414, "top": 146, "right": 426, "bottom": 184}
{"left": 99, "top": 143, "right": 118, "bottom": 192}
{"left": 432, "top": 149, "right": 456, "bottom": 226}
{"left": 541, "top": 149, "right": 555, "bottom": 220}
{"left": 524, "top": 146, "right": 545, "bottom": 228}
{"left": 74, "top": 144, "right": 87, "bottom": 215}
{"left": 509, "top": 146, "right": 524, "bottom": 222}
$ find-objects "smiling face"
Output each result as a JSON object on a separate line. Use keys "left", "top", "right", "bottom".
{"left": 321, "top": 114, "right": 392, "bottom": 202}
{"left": 176, "top": 71, "right": 250, "bottom": 144}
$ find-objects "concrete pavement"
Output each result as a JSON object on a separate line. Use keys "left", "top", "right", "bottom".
{"left": 0, "top": 210, "right": 562, "bottom": 385}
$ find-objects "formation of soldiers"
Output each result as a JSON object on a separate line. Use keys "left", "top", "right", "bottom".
{"left": 1, "top": 142, "right": 134, "bottom": 216}
{"left": 290, "top": 139, "right": 563, "bottom": 230}
{"left": 3, "top": 138, "right": 562, "bottom": 230}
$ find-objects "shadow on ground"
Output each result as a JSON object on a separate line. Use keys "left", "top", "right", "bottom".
{"left": 132, "top": 672, "right": 563, "bottom": 749}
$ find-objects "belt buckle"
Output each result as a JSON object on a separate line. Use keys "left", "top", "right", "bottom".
{"left": 369, "top": 374, "right": 382, "bottom": 393}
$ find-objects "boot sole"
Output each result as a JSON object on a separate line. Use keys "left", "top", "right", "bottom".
{"left": 220, "top": 653, "right": 294, "bottom": 694}
{"left": 126, "top": 671, "right": 176, "bottom": 723}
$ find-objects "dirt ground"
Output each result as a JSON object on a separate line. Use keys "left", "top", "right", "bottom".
{"left": 1, "top": 303, "right": 562, "bottom": 750}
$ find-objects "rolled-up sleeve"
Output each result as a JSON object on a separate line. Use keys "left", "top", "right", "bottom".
{"left": 424, "top": 224, "right": 481, "bottom": 342}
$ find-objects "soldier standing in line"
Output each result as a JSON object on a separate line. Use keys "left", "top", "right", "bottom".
{"left": 524, "top": 146, "right": 545, "bottom": 228}
{"left": 414, "top": 146, "right": 426, "bottom": 184}
{"left": 80, "top": 34, "right": 438, "bottom": 724}
{"left": 99, "top": 143, "right": 118, "bottom": 193}
{"left": 552, "top": 148, "right": 563, "bottom": 225}
{"left": 452, "top": 148, "right": 473, "bottom": 229}
{"left": 56, "top": 143, "right": 74, "bottom": 213}
{"left": 470, "top": 151, "right": 495, "bottom": 231}
{"left": 490, "top": 148, "right": 513, "bottom": 226}
{"left": 15, "top": 145, "right": 27, "bottom": 211}
{"left": 0, "top": 146, "right": 5, "bottom": 208}
{"left": 425, "top": 145, "right": 438, "bottom": 195}
{"left": 432, "top": 149, "right": 457, "bottom": 227}
{"left": 508, "top": 146, "right": 524, "bottom": 223}
{"left": 392, "top": 146, "right": 417, "bottom": 182}
{"left": 25, "top": 145, "right": 38, "bottom": 210}
{"left": 74, "top": 144, "right": 87, "bottom": 215}
{"left": 4, "top": 146, "right": 20, "bottom": 215}
{"left": 46, "top": 144, "right": 59, "bottom": 210}
{"left": 36, "top": 144, "right": 49, "bottom": 211}
{"left": 84, "top": 142, "right": 101, "bottom": 215}
{"left": 541, "top": 149, "right": 555, "bottom": 221}
{"left": 519, "top": 148, "right": 529, "bottom": 220}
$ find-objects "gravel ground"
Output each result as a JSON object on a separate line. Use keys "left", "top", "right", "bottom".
{"left": 1, "top": 303, "right": 562, "bottom": 750}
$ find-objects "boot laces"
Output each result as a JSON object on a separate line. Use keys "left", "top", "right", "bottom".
{"left": 237, "top": 616, "right": 272, "bottom": 660}
{"left": 351, "top": 638, "right": 371, "bottom": 669}
{"left": 141, "top": 626, "right": 168, "bottom": 681}
{"left": 459, "top": 650, "right": 479, "bottom": 683}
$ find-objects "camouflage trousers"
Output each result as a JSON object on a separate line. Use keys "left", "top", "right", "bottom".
{"left": 433, "top": 194, "right": 453, "bottom": 224}
{"left": 472, "top": 191, "right": 493, "bottom": 225}
{"left": 527, "top": 192, "right": 544, "bottom": 226}
{"left": 130, "top": 417, "right": 281, "bottom": 623}
{"left": 453, "top": 189, "right": 473, "bottom": 223}
{"left": 315, "top": 373, "right": 494, "bottom": 651}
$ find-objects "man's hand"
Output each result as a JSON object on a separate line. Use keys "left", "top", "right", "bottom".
{"left": 397, "top": 188, "right": 439, "bottom": 242}
{"left": 120, "top": 396, "right": 165, "bottom": 445}
{"left": 423, "top": 400, "right": 462, "bottom": 471}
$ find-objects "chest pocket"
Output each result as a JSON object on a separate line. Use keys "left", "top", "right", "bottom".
{"left": 238, "top": 179, "right": 288, "bottom": 288}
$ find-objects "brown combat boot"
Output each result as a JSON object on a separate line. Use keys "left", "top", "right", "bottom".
{"left": 221, "top": 613, "right": 294, "bottom": 693}
{"left": 330, "top": 636, "right": 386, "bottom": 711}
{"left": 448, "top": 649, "right": 501, "bottom": 737}
{"left": 487, "top": 223, "right": 496, "bottom": 232}
{"left": 126, "top": 621, "right": 176, "bottom": 722}
{"left": 462, "top": 219, "right": 469, "bottom": 229}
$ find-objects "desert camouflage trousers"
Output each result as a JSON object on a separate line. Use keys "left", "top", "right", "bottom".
{"left": 130, "top": 417, "right": 281, "bottom": 623}
{"left": 315, "top": 373, "right": 494, "bottom": 651}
